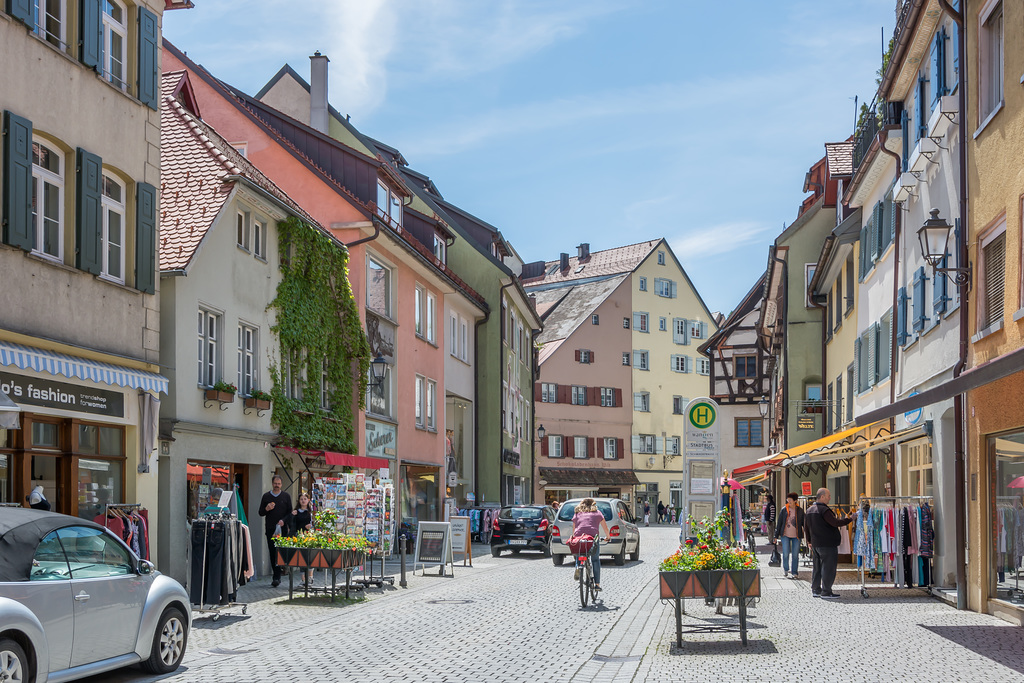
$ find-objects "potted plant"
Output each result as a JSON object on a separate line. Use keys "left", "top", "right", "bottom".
{"left": 244, "top": 388, "right": 273, "bottom": 411}
{"left": 204, "top": 380, "right": 237, "bottom": 404}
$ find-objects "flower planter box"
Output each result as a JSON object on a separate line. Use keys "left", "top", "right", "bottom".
{"left": 804, "top": 405, "right": 823, "bottom": 414}
{"left": 204, "top": 389, "right": 235, "bottom": 404}
{"left": 659, "top": 569, "right": 760, "bottom": 646}
{"left": 243, "top": 397, "right": 271, "bottom": 411}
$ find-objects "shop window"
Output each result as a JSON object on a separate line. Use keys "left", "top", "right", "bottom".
{"left": 401, "top": 465, "right": 438, "bottom": 529}
{"left": 31, "top": 139, "right": 63, "bottom": 261}
{"left": 100, "top": 174, "right": 125, "bottom": 283}
{"left": 0, "top": 454, "right": 9, "bottom": 504}
{"left": 900, "top": 440, "right": 933, "bottom": 497}
{"left": 989, "top": 430, "right": 1024, "bottom": 601}
{"left": 76, "top": 457, "right": 123, "bottom": 520}
{"left": 77, "top": 424, "right": 123, "bottom": 456}
{"left": 31, "top": 421, "right": 59, "bottom": 449}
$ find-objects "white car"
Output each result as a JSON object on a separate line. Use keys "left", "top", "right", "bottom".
{"left": 549, "top": 498, "right": 641, "bottom": 566}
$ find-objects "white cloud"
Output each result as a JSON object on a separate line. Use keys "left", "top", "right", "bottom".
{"left": 323, "top": 1, "right": 398, "bottom": 119}
{"left": 668, "top": 222, "right": 774, "bottom": 260}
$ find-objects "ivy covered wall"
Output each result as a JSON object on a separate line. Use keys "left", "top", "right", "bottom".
{"left": 268, "top": 217, "right": 370, "bottom": 451}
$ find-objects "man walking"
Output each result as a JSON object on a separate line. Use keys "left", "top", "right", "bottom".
{"left": 258, "top": 474, "right": 292, "bottom": 587}
{"left": 657, "top": 500, "right": 666, "bottom": 524}
{"left": 803, "top": 487, "right": 854, "bottom": 599}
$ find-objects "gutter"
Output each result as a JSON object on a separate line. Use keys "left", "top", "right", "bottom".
{"left": 877, "top": 130, "right": 902, "bottom": 406}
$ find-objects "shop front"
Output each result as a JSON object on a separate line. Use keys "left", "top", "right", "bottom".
{"left": 445, "top": 395, "right": 474, "bottom": 512}
{"left": 538, "top": 467, "right": 639, "bottom": 507}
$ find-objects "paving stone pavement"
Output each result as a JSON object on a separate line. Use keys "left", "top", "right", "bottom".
{"left": 81, "top": 528, "right": 1024, "bottom": 683}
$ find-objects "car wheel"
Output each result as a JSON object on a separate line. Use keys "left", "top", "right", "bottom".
{"left": 552, "top": 553, "right": 565, "bottom": 566}
{"left": 0, "top": 637, "right": 28, "bottom": 683}
{"left": 542, "top": 539, "right": 552, "bottom": 557}
{"left": 141, "top": 606, "right": 188, "bottom": 674}
{"left": 629, "top": 539, "right": 640, "bottom": 562}
{"left": 491, "top": 546, "right": 502, "bottom": 558}
{"left": 614, "top": 541, "right": 626, "bottom": 566}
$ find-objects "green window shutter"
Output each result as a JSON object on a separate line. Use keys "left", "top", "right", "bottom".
{"left": 135, "top": 181, "right": 156, "bottom": 293}
{"left": 896, "top": 287, "right": 909, "bottom": 345}
{"left": 873, "top": 201, "right": 885, "bottom": 259}
{"left": 2, "top": 111, "right": 34, "bottom": 251}
{"left": 6, "top": 0, "right": 34, "bottom": 26}
{"left": 867, "top": 326, "right": 877, "bottom": 386}
{"left": 137, "top": 7, "right": 159, "bottom": 110}
{"left": 79, "top": 0, "right": 102, "bottom": 71}
{"left": 859, "top": 226, "right": 868, "bottom": 279}
{"left": 933, "top": 255, "right": 950, "bottom": 315}
{"left": 883, "top": 192, "right": 894, "bottom": 249}
{"left": 912, "top": 266, "right": 930, "bottom": 331}
{"left": 75, "top": 148, "right": 103, "bottom": 274}
{"left": 879, "top": 314, "right": 891, "bottom": 380}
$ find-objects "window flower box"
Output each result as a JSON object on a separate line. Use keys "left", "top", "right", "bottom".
{"left": 243, "top": 397, "right": 271, "bottom": 411}
{"left": 203, "top": 389, "right": 235, "bottom": 404}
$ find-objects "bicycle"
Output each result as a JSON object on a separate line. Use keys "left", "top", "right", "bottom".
{"left": 570, "top": 536, "right": 604, "bottom": 608}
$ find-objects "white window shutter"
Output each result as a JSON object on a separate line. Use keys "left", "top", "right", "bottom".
{"left": 632, "top": 435, "right": 641, "bottom": 452}
{"left": 656, "top": 437, "right": 664, "bottom": 454}
{"left": 673, "top": 318, "right": 684, "bottom": 344}
{"left": 701, "top": 321, "right": 708, "bottom": 338}
{"left": 671, "top": 281, "right": 677, "bottom": 298}
{"left": 683, "top": 319, "right": 690, "bottom": 345}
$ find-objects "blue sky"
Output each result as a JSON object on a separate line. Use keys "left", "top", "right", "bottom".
{"left": 164, "top": 0, "right": 894, "bottom": 316}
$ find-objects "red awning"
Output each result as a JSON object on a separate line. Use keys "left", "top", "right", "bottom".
{"left": 279, "top": 447, "right": 389, "bottom": 470}
{"left": 732, "top": 461, "right": 770, "bottom": 476}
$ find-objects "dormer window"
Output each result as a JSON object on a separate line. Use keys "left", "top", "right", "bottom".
{"left": 376, "top": 181, "right": 402, "bottom": 227}
{"left": 433, "top": 234, "right": 446, "bottom": 264}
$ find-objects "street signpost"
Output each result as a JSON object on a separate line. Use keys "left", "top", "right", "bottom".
{"left": 682, "top": 397, "right": 721, "bottom": 538}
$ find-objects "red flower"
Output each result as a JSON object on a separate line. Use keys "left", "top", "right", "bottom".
{"left": 685, "top": 539, "right": 694, "bottom": 545}
{"left": 699, "top": 544, "right": 708, "bottom": 550}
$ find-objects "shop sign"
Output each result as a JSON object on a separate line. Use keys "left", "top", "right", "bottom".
{"left": 365, "top": 419, "right": 397, "bottom": 458}
{"left": 501, "top": 448, "right": 521, "bottom": 468}
{"left": 0, "top": 371, "right": 124, "bottom": 418}
{"left": 904, "top": 391, "right": 922, "bottom": 426}
{"left": 797, "top": 415, "right": 816, "bottom": 430}
{"left": 801, "top": 481, "right": 813, "bottom": 496}
{"left": 684, "top": 397, "right": 720, "bottom": 457}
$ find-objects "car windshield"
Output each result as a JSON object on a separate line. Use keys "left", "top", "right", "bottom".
{"left": 557, "top": 501, "right": 613, "bottom": 522}
{"left": 500, "top": 507, "right": 543, "bottom": 520}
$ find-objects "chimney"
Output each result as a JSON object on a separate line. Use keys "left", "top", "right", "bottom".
{"left": 310, "top": 51, "right": 330, "bottom": 134}
{"left": 559, "top": 253, "right": 569, "bottom": 272}
{"left": 577, "top": 243, "right": 590, "bottom": 261}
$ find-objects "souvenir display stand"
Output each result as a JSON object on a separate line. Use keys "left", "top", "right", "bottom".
{"left": 355, "top": 483, "right": 395, "bottom": 588}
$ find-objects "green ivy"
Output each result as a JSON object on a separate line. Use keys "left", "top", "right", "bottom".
{"left": 268, "top": 217, "right": 370, "bottom": 452}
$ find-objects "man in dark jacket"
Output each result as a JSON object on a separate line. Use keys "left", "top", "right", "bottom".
{"left": 803, "top": 487, "right": 854, "bottom": 599}
{"left": 258, "top": 475, "right": 292, "bottom": 587}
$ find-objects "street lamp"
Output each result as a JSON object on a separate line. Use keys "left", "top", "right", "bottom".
{"left": 369, "top": 354, "right": 388, "bottom": 389}
{"left": 917, "top": 208, "right": 971, "bottom": 286}
{"left": 537, "top": 424, "right": 546, "bottom": 442}
{"left": 758, "top": 395, "right": 769, "bottom": 419}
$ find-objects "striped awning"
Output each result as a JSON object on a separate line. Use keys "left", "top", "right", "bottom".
{"left": 0, "top": 340, "right": 168, "bottom": 394}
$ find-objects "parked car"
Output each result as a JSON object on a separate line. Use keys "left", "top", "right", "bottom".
{"left": 550, "top": 498, "right": 641, "bottom": 566}
{"left": 0, "top": 508, "right": 191, "bottom": 683}
{"left": 490, "top": 505, "right": 555, "bottom": 557}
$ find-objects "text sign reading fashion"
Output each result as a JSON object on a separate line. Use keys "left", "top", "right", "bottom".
{"left": 0, "top": 371, "right": 124, "bottom": 417}
{"left": 684, "top": 397, "right": 720, "bottom": 457}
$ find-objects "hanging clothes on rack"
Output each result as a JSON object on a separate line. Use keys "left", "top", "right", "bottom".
{"left": 189, "top": 514, "right": 251, "bottom": 607}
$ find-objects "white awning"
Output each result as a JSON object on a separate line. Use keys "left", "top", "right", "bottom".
{"left": 0, "top": 341, "right": 168, "bottom": 394}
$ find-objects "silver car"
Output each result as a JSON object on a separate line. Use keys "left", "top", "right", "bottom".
{"left": 550, "top": 498, "right": 641, "bottom": 566}
{"left": 0, "top": 508, "right": 191, "bottom": 683}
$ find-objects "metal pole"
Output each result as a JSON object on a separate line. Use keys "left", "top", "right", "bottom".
{"left": 399, "top": 534, "right": 408, "bottom": 588}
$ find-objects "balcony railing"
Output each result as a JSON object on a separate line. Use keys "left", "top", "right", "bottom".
{"left": 852, "top": 101, "right": 904, "bottom": 170}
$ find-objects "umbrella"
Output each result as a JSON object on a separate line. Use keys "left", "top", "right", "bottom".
{"left": 726, "top": 478, "right": 745, "bottom": 490}
{"left": 1008, "top": 476, "right": 1024, "bottom": 488}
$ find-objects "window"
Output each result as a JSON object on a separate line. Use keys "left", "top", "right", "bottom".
{"left": 415, "top": 285, "right": 424, "bottom": 337}
{"left": 736, "top": 418, "right": 764, "bottom": 447}
{"left": 450, "top": 314, "right": 458, "bottom": 356}
{"left": 846, "top": 366, "right": 854, "bottom": 423}
{"left": 912, "top": 267, "right": 931, "bottom": 332}
{"left": 826, "top": 383, "right": 834, "bottom": 433}
{"left": 321, "top": 358, "right": 331, "bottom": 409}
{"left": 697, "top": 358, "right": 711, "bottom": 376}
{"left": 254, "top": 219, "right": 266, "bottom": 259}
{"left": 237, "top": 323, "right": 257, "bottom": 396}
{"left": 734, "top": 355, "right": 756, "bottom": 378}
{"left": 633, "top": 350, "right": 649, "bottom": 370}
{"left": 426, "top": 293, "right": 436, "bottom": 343}
{"left": 197, "top": 308, "right": 220, "bottom": 387}
{"left": 541, "top": 383, "right": 557, "bottom": 403}
{"left": 622, "top": 317, "right": 630, "bottom": 329}
{"left": 633, "top": 312, "right": 649, "bottom": 333}
{"left": 622, "top": 352, "right": 630, "bottom": 366}
{"left": 845, "top": 253, "right": 855, "bottom": 312}
{"left": 690, "top": 320, "right": 706, "bottom": 339}
{"left": 658, "top": 251, "right": 665, "bottom": 265}
{"left": 600, "top": 387, "right": 615, "bottom": 407}
{"left": 979, "top": 1, "right": 1004, "bottom": 122}
{"left": 574, "top": 436, "right": 588, "bottom": 459}
{"left": 639, "top": 277, "right": 647, "bottom": 292}
{"left": 236, "top": 209, "right": 267, "bottom": 259}
{"left": 654, "top": 278, "right": 675, "bottom": 297}
{"left": 659, "top": 317, "right": 667, "bottom": 331}
{"left": 835, "top": 374, "right": 844, "bottom": 429}
{"left": 34, "top": 0, "right": 64, "bottom": 48}
{"left": 433, "top": 234, "right": 446, "bottom": 264}
{"left": 636, "top": 434, "right": 656, "bottom": 454}
{"left": 284, "top": 350, "right": 304, "bottom": 401}
{"left": 805, "top": 264, "right": 817, "bottom": 307}
{"left": 980, "top": 229, "right": 1006, "bottom": 330}
{"left": 578, "top": 350, "right": 593, "bottom": 364}
{"left": 367, "top": 360, "right": 391, "bottom": 417}
{"left": 667, "top": 436, "right": 680, "bottom": 455}
{"left": 427, "top": 379, "right": 437, "bottom": 430}
{"left": 415, "top": 376, "right": 425, "bottom": 427}
{"left": 572, "top": 386, "right": 587, "bottom": 406}
{"left": 376, "top": 181, "right": 402, "bottom": 226}
{"left": 102, "top": 0, "right": 128, "bottom": 89}
{"left": 673, "top": 396, "right": 685, "bottom": 414}
{"left": 366, "top": 255, "right": 393, "bottom": 318}
{"left": 56, "top": 527, "right": 133, "bottom": 578}
{"left": 236, "top": 210, "right": 250, "bottom": 250}
{"left": 671, "top": 355, "right": 689, "bottom": 373}
{"left": 31, "top": 140, "right": 63, "bottom": 260}
{"left": 99, "top": 174, "right": 124, "bottom": 282}
{"left": 592, "top": 314, "right": 600, "bottom": 325}
{"left": 549, "top": 435, "right": 563, "bottom": 458}
{"left": 460, "top": 320, "right": 468, "bottom": 362}
{"left": 604, "top": 438, "right": 617, "bottom": 460}
{"left": 673, "top": 318, "right": 689, "bottom": 345}
{"left": 633, "top": 392, "right": 650, "bottom": 412}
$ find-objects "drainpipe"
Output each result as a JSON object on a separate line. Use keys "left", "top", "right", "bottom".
{"left": 530, "top": 326, "right": 539, "bottom": 505}
{"left": 343, "top": 220, "right": 381, "bottom": 248}
{"left": 771, "top": 248, "right": 789, "bottom": 497}
{"left": 473, "top": 307, "right": 490, "bottom": 505}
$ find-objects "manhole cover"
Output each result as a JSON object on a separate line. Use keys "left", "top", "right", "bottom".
{"left": 425, "top": 599, "right": 474, "bottom": 605}
{"left": 590, "top": 655, "right": 642, "bottom": 663}
{"left": 206, "top": 648, "right": 256, "bottom": 656}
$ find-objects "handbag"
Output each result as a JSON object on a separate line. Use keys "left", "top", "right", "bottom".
{"left": 768, "top": 539, "right": 781, "bottom": 566}
{"left": 567, "top": 534, "right": 594, "bottom": 557}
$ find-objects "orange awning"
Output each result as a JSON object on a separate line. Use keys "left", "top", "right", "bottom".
{"left": 758, "top": 422, "right": 881, "bottom": 464}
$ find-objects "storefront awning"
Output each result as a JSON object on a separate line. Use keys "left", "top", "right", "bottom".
{"left": 279, "top": 446, "right": 389, "bottom": 470}
{"left": 737, "top": 472, "right": 769, "bottom": 486}
{"left": 538, "top": 468, "right": 640, "bottom": 487}
{"left": 0, "top": 340, "right": 168, "bottom": 394}
{"left": 759, "top": 423, "right": 873, "bottom": 463}
{"left": 733, "top": 460, "right": 772, "bottom": 476}
{"left": 0, "top": 389, "right": 20, "bottom": 429}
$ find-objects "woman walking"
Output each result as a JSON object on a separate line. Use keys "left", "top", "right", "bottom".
{"left": 774, "top": 492, "right": 804, "bottom": 578}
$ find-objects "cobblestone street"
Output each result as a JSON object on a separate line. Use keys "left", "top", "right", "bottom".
{"left": 89, "top": 527, "right": 1024, "bottom": 683}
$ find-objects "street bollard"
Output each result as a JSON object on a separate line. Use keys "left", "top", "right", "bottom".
{"left": 399, "top": 534, "right": 408, "bottom": 588}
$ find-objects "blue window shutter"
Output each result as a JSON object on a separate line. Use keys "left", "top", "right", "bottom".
{"left": 951, "top": 22, "right": 960, "bottom": 81}
{"left": 896, "top": 287, "right": 909, "bottom": 345}
{"left": 670, "top": 280, "right": 677, "bottom": 298}
{"left": 901, "top": 110, "right": 910, "bottom": 172}
{"left": 882, "top": 195, "right": 893, "bottom": 251}
{"left": 858, "top": 227, "right": 867, "bottom": 279}
{"left": 854, "top": 337, "right": 862, "bottom": 392}
{"left": 135, "top": 182, "right": 157, "bottom": 293}
{"left": 79, "top": 0, "right": 102, "bottom": 71}
{"left": 7, "top": 0, "right": 33, "bottom": 26}
{"left": 137, "top": 7, "right": 159, "bottom": 110}
{"left": 931, "top": 32, "right": 944, "bottom": 105}
{"left": 879, "top": 314, "right": 891, "bottom": 380}
{"left": 873, "top": 202, "right": 883, "bottom": 260}
{"left": 916, "top": 75, "right": 928, "bottom": 140}
{"left": 912, "top": 266, "right": 929, "bottom": 332}
{"left": 933, "top": 255, "right": 949, "bottom": 315}
{"left": 75, "top": 148, "right": 103, "bottom": 274}
{"left": 2, "top": 110, "right": 34, "bottom": 251}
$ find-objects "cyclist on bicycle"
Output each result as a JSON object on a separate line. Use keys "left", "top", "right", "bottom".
{"left": 570, "top": 498, "right": 610, "bottom": 591}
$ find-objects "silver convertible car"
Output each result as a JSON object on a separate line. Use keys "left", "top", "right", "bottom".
{"left": 0, "top": 508, "right": 191, "bottom": 683}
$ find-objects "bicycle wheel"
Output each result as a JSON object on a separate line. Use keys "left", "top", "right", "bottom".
{"left": 579, "top": 559, "right": 590, "bottom": 608}
{"left": 588, "top": 563, "right": 599, "bottom": 603}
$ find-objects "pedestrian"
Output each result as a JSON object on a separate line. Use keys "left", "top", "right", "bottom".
{"left": 657, "top": 500, "right": 666, "bottom": 524}
{"left": 670, "top": 507, "right": 677, "bottom": 525}
{"left": 774, "top": 492, "right": 804, "bottom": 579}
{"left": 291, "top": 491, "right": 314, "bottom": 586}
{"left": 803, "top": 487, "right": 855, "bottom": 599}
{"left": 570, "top": 498, "right": 610, "bottom": 591}
{"left": 762, "top": 493, "right": 780, "bottom": 565}
{"left": 258, "top": 474, "right": 293, "bottom": 587}
{"left": 551, "top": 500, "right": 560, "bottom": 511}
{"left": 643, "top": 500, "right": 651, "bottom": 526}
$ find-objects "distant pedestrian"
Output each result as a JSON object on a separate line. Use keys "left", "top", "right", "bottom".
{"left": 670, "top": 508, "right": 677, "bottom": 525}
{"left": 804, "top": 487, "right": 854, "bottom": 599}
{"left": 258, "top": 475, "right": 293, "bottom": 587}
{"left": 774, "top": 492, "right": 804, "bottom": 579}
{"left": 291, "top": 491, "right": 314, "bottom": 586}
{"left": 763, "top": 493, "right": 779, "bottom": 566}
{"left": 551, "top": 500, "right": 560, "bottom": 511}
{"left": 643, "top": 501, "right": 651, "bottom": 526}
{"left": 657, "top": 501, "right": 666, "bottom": 524}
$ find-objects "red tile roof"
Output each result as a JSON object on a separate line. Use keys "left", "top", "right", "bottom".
{"left": 521, "top": 240, "right": 659, "bottom": 287}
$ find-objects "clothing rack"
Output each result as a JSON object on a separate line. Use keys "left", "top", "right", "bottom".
{"left": 102, "top": 502, "right": 142, "bottom": 522}
{"left": 994, "top": 496, "right": 1024, "bottom": 600}
{"left": 191, "top": 510, "right": 248, "bottom": 621}
{"left": 855, "top": 495, "right": 934, "bottom": 598}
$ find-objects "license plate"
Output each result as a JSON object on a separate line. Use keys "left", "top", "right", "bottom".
{"left": 509, "top": 539, "right": 528, "bottom": 545}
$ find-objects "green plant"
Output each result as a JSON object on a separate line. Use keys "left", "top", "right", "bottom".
{"left": 660, "top": 510, "right": 758, "bottom": 572}
{"left": 268, "top": 217, "right": 371, "bottom": 452}
{"left": 211, "top": 380, "right": 237, "bottom": 394}
{"left": 249, "top": 389, "right": 273, "bottom": 402}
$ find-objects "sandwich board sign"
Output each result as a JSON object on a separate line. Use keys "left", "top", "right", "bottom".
{"left": 413, "top": 521, "right": 455, "bottom": 577}
{"left": 449, "top": 516, "right": 472, "bottom": 567}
